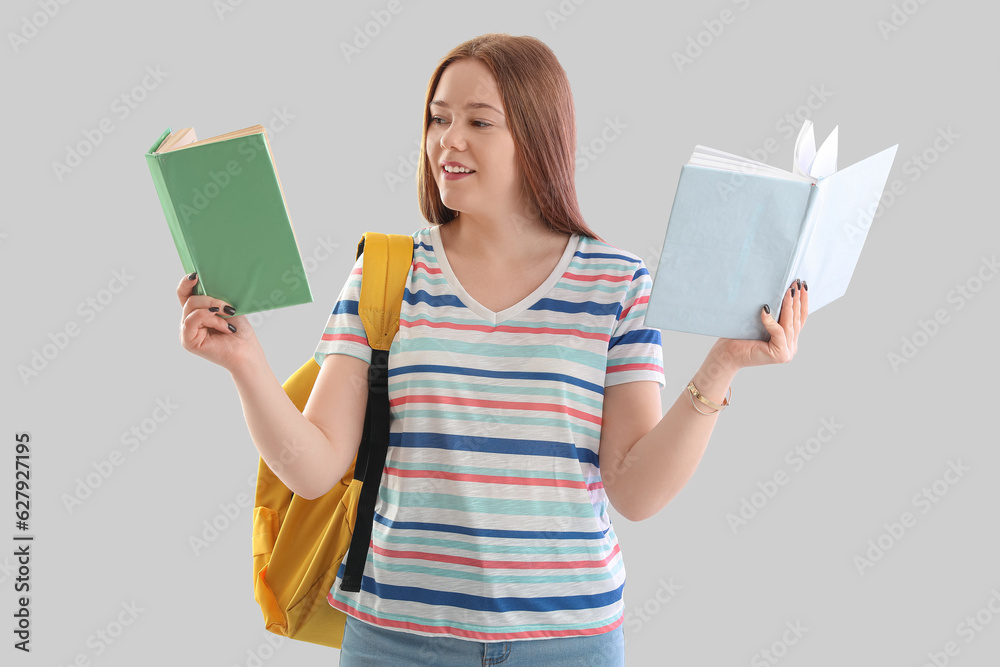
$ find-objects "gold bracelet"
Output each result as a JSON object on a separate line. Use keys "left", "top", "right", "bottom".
{"left": 687, "top": 390, "right": 719, "bottom": 415}
{"left": 686, "top": 380, "right": 731, "bottom": 415}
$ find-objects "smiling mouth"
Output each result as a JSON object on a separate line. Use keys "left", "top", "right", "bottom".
{"left": 442, "top": 165, "right": 476, "bottom": 174}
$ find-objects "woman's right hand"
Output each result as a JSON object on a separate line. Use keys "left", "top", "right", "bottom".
{"left": 177, "top": 272, "right": 263, "bottom": 374}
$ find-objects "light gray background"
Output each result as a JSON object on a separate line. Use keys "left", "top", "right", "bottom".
{"left": 3, "top": 1, "right": 998, "bottom": 665}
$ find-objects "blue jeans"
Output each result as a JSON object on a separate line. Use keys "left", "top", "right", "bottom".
{"left": 338, "top": 614, "right": 626, "bottom": 666}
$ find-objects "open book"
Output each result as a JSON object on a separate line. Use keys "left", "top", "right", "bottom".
{"left": 144, "top": 124, "right": 313, "bottom": 317}
{"left": 644, "top": 121, "right": 898, "bottom": 340}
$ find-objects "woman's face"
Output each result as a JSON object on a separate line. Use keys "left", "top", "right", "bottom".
{"left": 426, "top": 58, "right": 523, "bottom": 218}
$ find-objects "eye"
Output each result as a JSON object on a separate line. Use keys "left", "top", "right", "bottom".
{"left": 429, "top": 116, "right": 492, "bottom": 128}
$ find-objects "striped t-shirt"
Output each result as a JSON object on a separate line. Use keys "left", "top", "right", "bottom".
{"left": 314, "top": 223, "right": 665, "bottom": 642}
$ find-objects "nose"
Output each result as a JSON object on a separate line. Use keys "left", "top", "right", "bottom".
{"left": 439, "top": 120, "right": 466, "bottom": 151}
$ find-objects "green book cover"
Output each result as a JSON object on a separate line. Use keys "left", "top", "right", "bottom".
{"left": 144, "top": 124, "right": 313, "bottom": 317}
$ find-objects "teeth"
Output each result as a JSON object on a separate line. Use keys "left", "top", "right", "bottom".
{"left": 444, "top": 165, "right": 474, "bottom": 173}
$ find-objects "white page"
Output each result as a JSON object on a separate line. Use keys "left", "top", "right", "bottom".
{"left": 793, "top": 144, "right": 899, "bottom": 310}
{"left": 793, "top": 121, "right": 817, "bottom": 180}
{"left": 810, "top": 125, "right": 839, "bottom": 179}
{"left": 688, "top": 156, "right": 807, "bottom": 180}
{"left": 690, "top": 146, "right": 810, "bottom": 181}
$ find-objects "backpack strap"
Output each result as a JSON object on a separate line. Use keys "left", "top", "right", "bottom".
{"left": 340, "top": 232, "right": 413, "bottom": 593}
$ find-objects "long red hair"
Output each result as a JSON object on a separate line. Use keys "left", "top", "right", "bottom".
{"left": 416, "top": 33, "right": 605, "bottom": 244}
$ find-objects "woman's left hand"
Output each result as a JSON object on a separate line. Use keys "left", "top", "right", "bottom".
{"left": 711, "top": 279, "right": 809, "bottom": 370}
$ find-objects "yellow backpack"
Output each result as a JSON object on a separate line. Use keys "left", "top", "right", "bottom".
{"left": 251, "top": 232, "right": 413, "bottom": 648}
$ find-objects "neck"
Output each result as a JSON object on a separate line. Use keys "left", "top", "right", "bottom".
{"left": 444, "top": 211, "right": 568, "bottom": 266}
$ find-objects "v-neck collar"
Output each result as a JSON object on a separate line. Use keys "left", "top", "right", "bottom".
{"left": 429, "top": 224, "right": 580, "bottom": 327}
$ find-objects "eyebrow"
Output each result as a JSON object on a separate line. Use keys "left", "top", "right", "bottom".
{"left": 429, "top": 100, "right": 505, "bottom": 117}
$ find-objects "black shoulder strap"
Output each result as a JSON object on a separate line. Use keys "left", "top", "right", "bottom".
{"left": 339, "top": 236, "right": 392, "bottom": 593}
{"left": 339, "top": 349, "right": 389, "bottom": 593}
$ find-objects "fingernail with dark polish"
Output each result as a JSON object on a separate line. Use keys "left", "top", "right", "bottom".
{"left": 228, "top": 323, "right": 237, "bottom": 333}
{"left": 803, "top": 281, "right": 808, "bottom": 291}
{"left": 796, "top": 279, "right": 802, "bottom": 290}
{"left": 209, "top": 306, "right": 219, "bottom": 312}
{"left": 763, "top": 304, "right": 770, "bottom": 314}
{"left": 791, "top": 288, "right": 796, "bottom": 297}
{"left": 224, "top": 305, "right": 236, "bottom": 315}
{"left": 188, "top": 272, "right": 197, "bottom": 281}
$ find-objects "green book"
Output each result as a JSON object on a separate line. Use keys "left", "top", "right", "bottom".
{"left": 144, "top": 124, "right": 313, "bottom": 317}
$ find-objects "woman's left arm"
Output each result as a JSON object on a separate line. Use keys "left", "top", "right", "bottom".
{"left": 601, "top": 280, "right": 809, "bottom": 522}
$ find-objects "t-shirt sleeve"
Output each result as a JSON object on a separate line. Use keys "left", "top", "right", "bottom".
{"left": 313, "top": 253, "right": 372, "bottom": 367}
{"left": 605, "top": 258, "right": 666, "bottom": 389}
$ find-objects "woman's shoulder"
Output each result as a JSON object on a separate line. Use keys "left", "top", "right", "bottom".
{"left": 578, "top": 234, "right": 649, "bottom": 270}
{"left": 411, "top": 225, "right": 433, "bottom": 243}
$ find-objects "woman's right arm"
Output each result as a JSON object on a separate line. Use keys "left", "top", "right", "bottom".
{"left": 177, "top": 272, "right": 367, "bottom": 499}
{"left": 231, "top": 351, "right": 368, "bottom": 500}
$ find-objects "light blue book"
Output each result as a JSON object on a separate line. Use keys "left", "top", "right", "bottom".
{"left": 645, "top": 121, "right": 898, "bottom": 340}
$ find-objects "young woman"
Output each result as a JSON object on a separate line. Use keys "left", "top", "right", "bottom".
{"left": 176, "top": 33, "right": 807, "bottom": 667}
